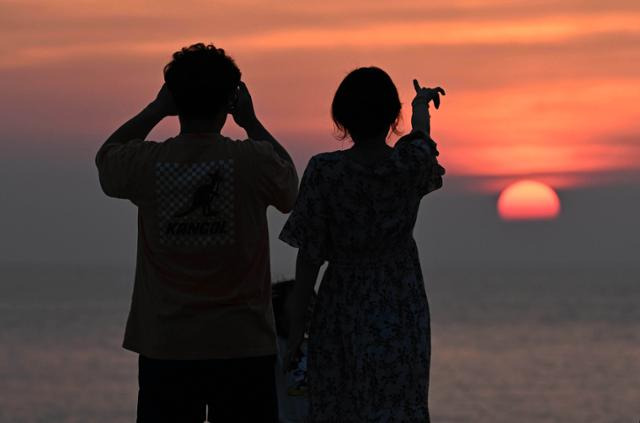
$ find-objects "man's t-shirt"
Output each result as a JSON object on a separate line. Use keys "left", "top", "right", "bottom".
{"left": 96, "top": 133, "right": 298, "bottom": 359}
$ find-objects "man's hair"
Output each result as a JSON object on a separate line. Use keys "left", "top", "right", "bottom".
{"left": 164, "top": 43, "right": 241, "bottom": 119}
{"left": 332, "top": 66, "right": 402, "bottom": 144}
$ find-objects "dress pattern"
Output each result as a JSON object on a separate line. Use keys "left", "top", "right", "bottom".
{"left": 279, "top": 131, "right": 444, "bottom": 422}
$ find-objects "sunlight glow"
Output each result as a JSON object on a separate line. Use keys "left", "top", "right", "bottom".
{"left": 497, "top": 180, "right": 561, "bottom": 221}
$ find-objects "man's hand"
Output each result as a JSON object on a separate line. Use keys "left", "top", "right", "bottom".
{"left": 230, "top": 81, "right": 258, "bottom": 129}
{"left": 229, "top": 81, "right": 296, "bottom": 166}
{"left": 148, "top": 84, "right": 178, "bottom": 118}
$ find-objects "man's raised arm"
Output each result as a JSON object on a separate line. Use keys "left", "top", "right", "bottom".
{"left": 96, "top": 84, "right": 175, "bottom": 164}
{"left": 230, "top": 81, "right": 295, "bottom": 167}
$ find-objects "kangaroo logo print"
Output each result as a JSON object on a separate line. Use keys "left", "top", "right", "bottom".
{"left": 173, "top": 171, "right": 222, "bottom": 218}
{"left": 156, "top": 161, "right": 235, "bottom": 246}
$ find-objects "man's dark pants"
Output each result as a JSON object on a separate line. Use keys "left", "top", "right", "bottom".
{"left": 137, "top": 354, "right": 278, "bottom": 422}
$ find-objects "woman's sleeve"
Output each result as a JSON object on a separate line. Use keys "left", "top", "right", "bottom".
{"left": 395, "top": 130, "right": 445, "bottom": 196}
{"left": 278, "top": 157, "right": 329, "bottom": 265}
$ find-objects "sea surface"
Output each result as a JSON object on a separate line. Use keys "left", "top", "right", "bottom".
{"left": 0, "top": 263, "right": 638, "bottom": 422}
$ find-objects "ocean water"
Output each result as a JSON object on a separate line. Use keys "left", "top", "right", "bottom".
{"left": 0, "top": 263, "right": 638, "bottom": 422}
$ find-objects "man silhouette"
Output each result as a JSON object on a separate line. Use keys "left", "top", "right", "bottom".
{"left": 95, "top": 43, "right": 298, "bottom": 423}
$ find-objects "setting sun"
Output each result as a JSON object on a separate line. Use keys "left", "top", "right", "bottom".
{"left": 497, "top": 180, "right": 561, "bottom": 221}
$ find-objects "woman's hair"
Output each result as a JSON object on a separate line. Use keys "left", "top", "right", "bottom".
{"left": 164, "top": 43, "right": 241, "bottom": 119}
{"left": 331, "top": 66, "right": 402, "bottom": 144}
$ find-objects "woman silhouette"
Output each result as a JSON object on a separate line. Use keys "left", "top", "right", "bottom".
{"left": 279, "top": 67, "right": 445, "bottom": 422}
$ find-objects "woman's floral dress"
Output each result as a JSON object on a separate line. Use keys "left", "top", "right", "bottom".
{"left": 279, "top": 131, "right": 444, "bottom": 422}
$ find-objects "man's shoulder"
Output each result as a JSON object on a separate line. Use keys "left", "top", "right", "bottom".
{"left": 230, "top": 138, "right": 275, "bottom": 156}
{"left": 96, "top": 138, "right": 163, "bottom": 166}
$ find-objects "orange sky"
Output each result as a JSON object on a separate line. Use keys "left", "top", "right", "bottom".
{"left": 1, "top": 0, "right": 639, "bottom": 192}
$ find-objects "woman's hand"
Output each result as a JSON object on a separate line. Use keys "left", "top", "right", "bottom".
{"left": 411, "top": 79, "right": 445, "bottom": 135}
{"left": 283, "top": 320, "right": 306, "bottom": 372}
{"left": 282, "top": 251, "right": 321, "bottom": 373}
{"left": 283, "top": 295, "right": 307, "bottom": 372}
{"left": 412, "top": 79, "right": 446, "bottom": 109}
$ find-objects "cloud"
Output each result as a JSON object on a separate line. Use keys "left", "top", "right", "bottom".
{"left": 1, "top": 0, "right": 639, "bottom": 191}
{"left": 2, "top": 0, "right": 640, "bottom": 68}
